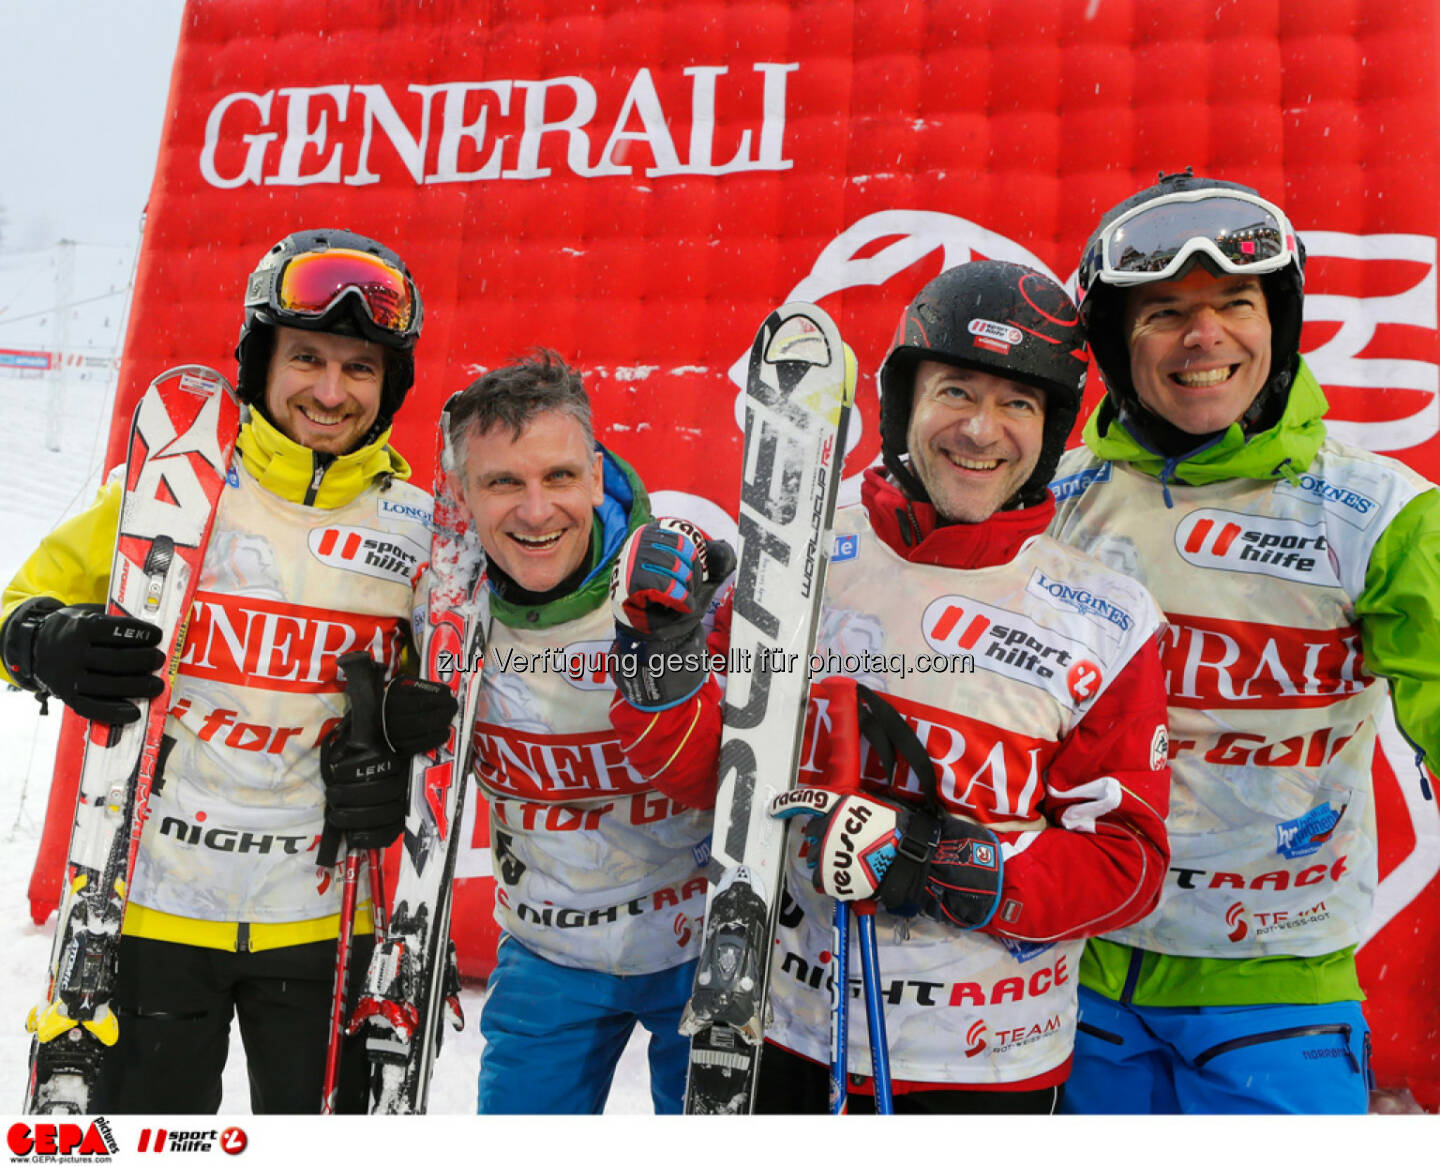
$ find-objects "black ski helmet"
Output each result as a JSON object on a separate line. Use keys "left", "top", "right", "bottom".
{"left": 879, "top": 260, "right": 1088, "bottom": 509}
{"left": 234, "top": 228, "right": 423, "bottom": 430}
{"left": 1078, "top": 169, "right": 1306, "bottom": 441}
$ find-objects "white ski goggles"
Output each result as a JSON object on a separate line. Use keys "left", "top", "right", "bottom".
{"left": 1081, "top": 189, "right": 1301, "bottom": 290}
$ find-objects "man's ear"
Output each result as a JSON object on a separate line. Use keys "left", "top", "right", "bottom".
{"left": 450, "top": 473, "right": 472, "bottom": 519}
{"left": 447, "top": 430, "right": 475, "bottom": 518}
{"left": 589, "top": 450, "right": 605, "bottom": 507}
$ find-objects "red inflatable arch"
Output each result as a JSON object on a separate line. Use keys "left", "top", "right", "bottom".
{"left": 27, "top": 0, "right": 1440, "bottom": 1109}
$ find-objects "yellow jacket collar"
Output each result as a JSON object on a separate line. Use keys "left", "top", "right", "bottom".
{"left": 236, "top": 408, "right": 412, "bottom": 508}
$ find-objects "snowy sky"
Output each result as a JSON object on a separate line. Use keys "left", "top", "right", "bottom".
{"left": 0, "top": 0, "right": 187, "bottom": 253}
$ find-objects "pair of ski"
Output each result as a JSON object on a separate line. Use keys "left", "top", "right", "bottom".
{"left": 23, "top": 367, "right": 239, "bottom": 1115}
{"left": 24, "top": 372, "right": 486, "bottom": 1115}
{"left": 350, "top": 398, "right": 488, "bottom": 1114}
{"left": 679, "top": 303, "right": 893, "bottom": 1115}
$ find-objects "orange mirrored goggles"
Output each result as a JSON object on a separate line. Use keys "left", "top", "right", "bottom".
{"left": 274, "top": 248, "right": 418, "bottom": 337}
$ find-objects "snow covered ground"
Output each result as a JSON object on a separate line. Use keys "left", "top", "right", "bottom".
{"left": 0, "top": 366, "right": 654, "bottom": 1115}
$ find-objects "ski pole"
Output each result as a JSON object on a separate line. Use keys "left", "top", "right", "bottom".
{"left": 321, "top": 651, "right": 388, "bottom": 1113}
{"left": 323, "top": 845, "right": 389, "bottom": 1112}
{"left": 368, "top": 848, "right": 389, "bottom": 939}
{"left": 322, "top": 847, "right": 362, "bottom": 1114}
{"left": 829, "top": 899, "right": 851, "bottom": 1114}
{"left": 854, "top": 900, "right": 893, "bottom": 1114}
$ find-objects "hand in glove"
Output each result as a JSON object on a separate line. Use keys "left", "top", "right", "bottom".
{"left": 379, "top": 673, "right": 458, "bottom": 754}
{"left": 770, "top": 788, "right": 1004, "bottom": 928}
{"left": 2, "top": 598, "right": 164, "bottom": 724}
{"left": 771, "top": 788, "right": 902, "bottom": 900}
{"left": 318, "top": 652, "right": 457, "bottom": 867}
{"left": 609, "top": 518, "right": 735, "bottom": 710}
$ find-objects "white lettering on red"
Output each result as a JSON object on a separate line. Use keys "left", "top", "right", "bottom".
{"left": 1163, "top": 615, "right": 1370, "bottom": 709}
{"left": 178, "top": 591, "right": 401, "bottom": 692}
{"left": 475, "top": 726, "right": 648, "bottom": 801}
{"left": 831, "top": 691, "right": 1056, "bottom": 823}
{"left": 200, "top": 65, "right": 797, "bottom": 189}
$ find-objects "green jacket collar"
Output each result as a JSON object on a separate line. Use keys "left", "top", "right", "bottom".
{"left": 236, "top": 408, "right": 411, "bottom": 509}
{"left": 1083, "top": 358, "right": 1329, "bottom": 489}
{"left": 489, "top": 448, "right": 651, "bottom": 631}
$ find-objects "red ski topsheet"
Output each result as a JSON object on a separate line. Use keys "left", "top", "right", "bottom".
{"left": 26, "top": 0, "right": 1440, "bottom": 1107}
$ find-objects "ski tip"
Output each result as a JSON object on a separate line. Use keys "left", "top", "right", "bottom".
{"left": 751, "top": 304, "right": 852, "bottom": 427}
{"left": 764, "top": 304, "right": 836, "bottom": 369}
{"left": 151, "top": 364, "right": 237, "bottom": 404}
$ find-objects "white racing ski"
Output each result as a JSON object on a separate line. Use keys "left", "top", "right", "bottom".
{"left": 356, "top": 396, "right": 488, "bottom": 1113}
{"left": 681, "top": 303, "right": 853, "bottom": 1113}
{"left": 25, "top": 366, "right": 239, "bottom": 1114}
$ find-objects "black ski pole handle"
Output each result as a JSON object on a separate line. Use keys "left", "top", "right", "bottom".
{"left": 336, "top": 651, "right": 386, "bottom": 752}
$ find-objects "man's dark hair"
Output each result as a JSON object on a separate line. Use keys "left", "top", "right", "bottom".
{"left": 446, "top": 349, "right": 595, "bottom": 482}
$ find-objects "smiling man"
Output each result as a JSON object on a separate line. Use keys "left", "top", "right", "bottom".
{"left": 264, "top": 326, "right": 389, "bottom": 455}
{"left": 1050, "top": 170, "right": 1440, "bottom": 1114}
{"left": 0, "top": 228, "right": 455, "bottom": 1113}
{"left": 1124, "top": 266, "right": 1272, "bottom": 437}
{"left": 903, "top": 359, "right": 1048, "bottom": 522}
{"left": 445, "top": 351, "right": 734, "bottom": 1114}
{"left": 749, "top": 262, "right": 1172, "bottom": 1114}
{"left": 459, "top": 404, "right": 605, "bottom": 595}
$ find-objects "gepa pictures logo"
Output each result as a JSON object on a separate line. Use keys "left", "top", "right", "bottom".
{"left": 8, "top": 1119, "right": 118, "bottom": 1159}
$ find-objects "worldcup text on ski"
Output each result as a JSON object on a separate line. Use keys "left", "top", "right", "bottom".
{"left": 486, "top": 646, "right": 977, "bottom": 681}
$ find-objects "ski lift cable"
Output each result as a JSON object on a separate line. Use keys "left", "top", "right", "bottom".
{"left": 0, "top": 288, "right": 129, "bottom": 328}
{"left": 51, "top": 225, "right": 145, "bottom": 521}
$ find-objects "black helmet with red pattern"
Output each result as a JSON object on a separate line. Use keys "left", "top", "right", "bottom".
{"left": 879, "top": 260, "right": 1087, "bottom": 508}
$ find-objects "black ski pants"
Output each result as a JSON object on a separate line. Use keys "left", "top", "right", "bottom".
{"left": 754, "top": 1040, "right": 1065, "bottom": 1114}
{"left": 92, "top": 934, "right": 372, "bottom": 1114}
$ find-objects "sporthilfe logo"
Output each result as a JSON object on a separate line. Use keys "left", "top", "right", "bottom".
{"left": 922, "top": 595, "right": 1102, "bottom": 709}
{"left": 967, "top": 318, "right": 1023, "bottom": 353}
{"left": 1174, "top": 510, "right": 1341, "bottom": 586}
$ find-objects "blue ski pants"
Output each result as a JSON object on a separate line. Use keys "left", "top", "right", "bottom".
{"left": 1061, "top": 985, "right": 1372, "bottom": 1114}
{"left": 477, "top": 936, "right": 695, "bottom": 1114}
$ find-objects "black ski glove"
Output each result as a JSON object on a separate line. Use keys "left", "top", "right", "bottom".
{"left": 2, "top": 598, "right": 164, "bottom": 724}
{"left": 609, "top": 519, "right": 735, "bottom": 711}
{"left": 317, "top": 653, "right": 457, "bottom": 868}
{"left": 380, "top": 674, "right": 459, "bottom": 754}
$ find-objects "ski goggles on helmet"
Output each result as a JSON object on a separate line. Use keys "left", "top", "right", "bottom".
{"left": 1081, "top": 189, "right": 1300, "bottom": 291}
{"left": 249, "top": 247, "right": 419, "bottom": 344}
